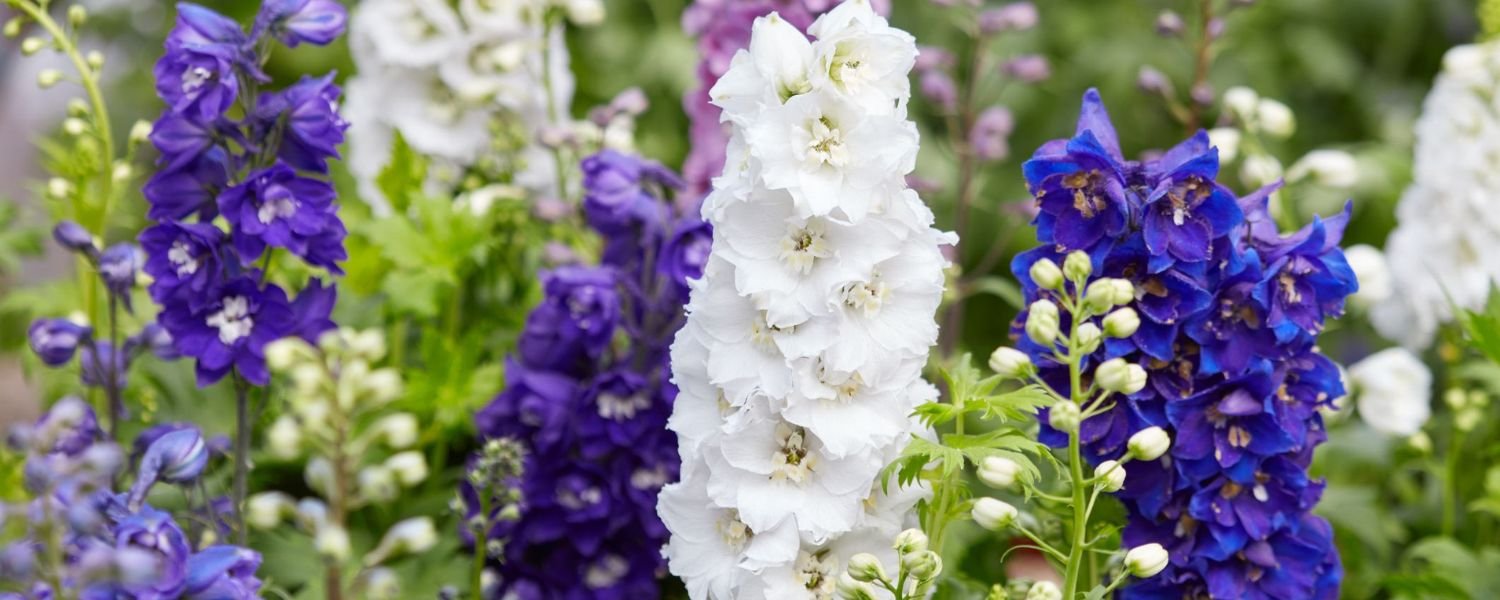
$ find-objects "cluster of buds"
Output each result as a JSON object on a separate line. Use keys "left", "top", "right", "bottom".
{"left": 456, "top": 437, "right": 526, "bottom": 568}
{"left": 835, "top": 529, "right": 943, "bottom": 600}
{"left": 251, "top": 329, "right": 432, "bottom": 599}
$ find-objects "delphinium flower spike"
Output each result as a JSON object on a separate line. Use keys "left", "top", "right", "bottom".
{"left": 659, "top": 2, "right": 953, "bottom": 597}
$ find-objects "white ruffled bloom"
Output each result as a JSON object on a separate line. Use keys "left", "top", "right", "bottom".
{"left": 345, "top": 0, "right": 579, "bottom": 212}
{"left": 1347, "top": 347, "right": 1433, "bottom": 436}
{"left": 659, "top": 3, "right": 947, "bottom": 597}
{"left": 1371, "top": 41, "right": 1500, "bottom": 349}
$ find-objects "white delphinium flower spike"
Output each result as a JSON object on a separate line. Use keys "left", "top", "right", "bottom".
{"left": 661, "top": 3, "right": 948, "bottom": 597}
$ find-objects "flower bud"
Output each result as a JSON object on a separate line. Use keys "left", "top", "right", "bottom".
{"left": 52, "top": 220, "right": 97, "bottom": 256}
{"left": 1048, "top": 400, "right": 1081, "bottom": 434}
{"left": 846, "top": 552, "right": 887, "bottom": 583}
{"left": 1127, "top": 427, "right": 1171, "bottom": 461}
{"left": 1025, "top": 581, "right": 1061, "bottom": 600}
{"left": 1240, "top": 154, "right": 1283, "bottom": 187}
{"left": 267, "top": 415, "right": 302, "bottom": 459}
{"left": 565, "top": 0, "right": 605, "bottom": 25}
{"left": 1137, "top": 65, "right": 1171, "bottom": 95}
{"left": 362, "top": 368, "right": 404, "bottom": 404}
{"left": 1255, "top": 98, "right": 1295, "bottom": 138}
{"left": 370, "top": 413, "right": 419, "bottom": 449}
{"left": 1103, "top": 308, "right": 1141, "bottom": 338}
{"left": 20, "top": 37, "right": 45, "bottom": 55}
{"left": 1074, "top": 322, "right": 1102, "bottom": 354}
{"left": 28, "top": 318, "right": 91, "bottom": 366}
{"left": 47, "top": 177, "right": 73, "bottom": 200}
{"left": 3, "top": 17, "right": 22, "bottom": 38}
{"left": 1085, "top": 278, "right": 1133, "bottom": 313}
{"left": 98, "top": 243, "right": 141, "bottom": 297}
{"left": 365, "top": 567, "right": 401, "bottom": 600}
{"left": 1223, "top": 86, "right": 1259, "bottom": 120}
{"left": 1062, "top": 250, "right": 1092, "bottom": 281}
{"left": 1208, "top": 127, "right": 1241, "bottom": 163}
{"left": 358, "top": 465, "right": 399, "bottom": 503}
{"left": 1286, "top": 149, "right": 1357, "bottom": 188}
{"left": 1094, "top": 460, "right": 1126, "bottom": 492}
{"left": 1457, "top": 408, "right": 1482, "bottom": 432}
{"left": 305, "top": 457, "right": 335, "bottom": 496}
{"left": 1407, "top": 431, "right": 1433, "bottom": 454}
{"left": 978, "top": 3, "right": 1038, "bottom": 34}
{"left": 62, "top": 117, "right": 87, "bottom": 136}
{"left": 902, "top": 550, "right": 942, "bottom": 580}
{"left": 1029, "top": 258, "right": 1063, "bottom": 290}
{"left": 67, "top": 5, "right": 88, "bottom": 27}
{"left": 247, "top": 492, "right": 295, "bottom": 529}
{"left": 972, "top": 497, "right": 1018, "bottom": 530}
{"left": 1097, "top": 358, "right": 1148, "bottom": 395}
{"left": 37, "top": 69, "right": 62, "bottom": 88}
{"left": 385, "top": 451, "right": 428, "bottom": 487}
{"left": 836, "top": 573, "right": 877, "bottom": 600}
{"left": 315, "top": 524, "right": 351, "bottom": 561}
{"left": 1124, "top": 543, "right": 1169, "bottom": 577}
{"left": 893, "top": 528, "right": 928, "bottom": 556}
{"left": 978, "top": 456, "right": 1023, "bottom": 488}
{"left": 1002, "top": 55, "right": 1050, "bottom": 83}
{"left": 366, "top": 518, "right": 437, "bottom": 566}
{"left": 265, "top": 337, "right": 313, "bottom": 371}
{"left": 988, "top": 347, "right": 1034, "bottom": 379}
{"left": 1155, "top": 10, "right": 1184, "bottom": 36}
{"left": 1025, "top": 300, "right": 1060, "bottom": 346}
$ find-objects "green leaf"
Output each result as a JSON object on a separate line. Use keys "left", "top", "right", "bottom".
{"left": 1082, "top": 585, "right": 1112, "bottom": 600}
{"left": 880, "top": 435, "right": 963, "bottom": 492}
{"left": 972, "top": 275, "right": 1025, "bottom": 309}
{"left": 375, "top": 133, "right": 428, "bottom": 214}
{"left": 970, "top": 385, "right": 1053, "bottom": 422}
{"left": 381, "top": 270, "right": 448, "bottom": 318}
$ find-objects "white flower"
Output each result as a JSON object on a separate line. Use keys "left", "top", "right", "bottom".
{"left": 808, "top": 1, "right": 916, "bottom": 116}
{"left": 658, "top": 468, "right": 800, "bottom": 598}
{"left": 711, "top": 13, "right": 815, "bottom": 124}
{"left": 746, "top": 90, "right": 917, "bottom": 221}
{"left": 1287, "top": 149, "right": 1358, "bottom": 188}
{"left": 1342, "top": 244, "right": 1392, "bottom": 307}
{"left": 1348, "top": 348, "right": 1432, "bottom": 436}
{"left": 1222, "top": 86, "right": 1259, "bottom": 121}
{"left": 745, "top": 527, "right": 898, "bottom": 600}
{"left": 352, "top": 0, "right": 465, "bottom": 69}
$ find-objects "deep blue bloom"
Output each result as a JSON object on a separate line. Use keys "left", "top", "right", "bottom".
{"left": 287, "top": 279, "right": 338, "bottom": 343}
{"left": 52, "top": 220, "right": 97, "bottom": 257}
{"left": 183, "top": 545, "right": 262, "bottom": 599}
{"left": 216, "top": 163, "right": 345, "bottom": 272}
{"left": 99, "top": 243, "right": 143, "bottom": 311}
{"left": 28, "top": 318, "right": 90, "bottom": 367}
{"left": 112, "top": 508, "right": 192, "bottom": 599}
{"left": 515, "top": 267, "right": 621, "bottom": 373}
{"left": 143, "top": 149, "right": 231, "bottom": 222}
{"left": 253, "top": 0, "right": 346, "bottom": 47}
{"left": 157, "top": 277, "right": 294, "bottom": 386}
{"left": 154, "top": 47, "right": 241, "bottom": 123}
{"left": 252, "top": 74, "right": 347, "bottom": 173}
{"left": 32, "top": 396, "right": 102, "bottom": 457}
{"left": 1012, "top": 90, "right": 1351, "bottom": 598}
{"left": 140, "top": 221, "right": 227, "bottom": 308}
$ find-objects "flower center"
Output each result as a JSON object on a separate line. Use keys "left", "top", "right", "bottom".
{"left": 779, "top": 221, "right": 831, "bottom": 274}
{"left": 557, "top": 485, "right": 602, "bottom": 510}
{"left": 750, "top": 312, "right": 791, "bottom": 353}
{"left": 793, "top": 550, "right": 838, "bottom": 596}
{"left": 718, "top": 510, "right": 752, "bottom": 551}
{"left": 585, "top": 554, "right": 628, "bottom": 589}
{"left": 181, "top": 66, "right": 212, "bottom": 94}
{"left": 630, "top": 465, "right": 668, "bottom": 490}
{"left": 1166, "top": 176, "right": 1209, "bottom": 226}
{"left": 771, "top": 424, "right": 815, "bottom": 483}
{"left": 597, "top": 391, "right": 650, "bottom": 421}
{"left": 843, "top": 275, "right": 889, "bottom": 319}
{"left": 1277, "top": 272, "right": 1301, "bottom": 304}
{"left": 806, "top": 117, "right": 848, "bottom": 167}
{"left": 168, "top": 240, "right": 199, "bottom": 276}
{"left": 206, "top": 296, "right": 253, "bottom": 345}
{"left": 257, "top": 185, "right": 299, "bottom": 225}
{"left": 1063, "top": 171, "right": 1109, "bottom": 218}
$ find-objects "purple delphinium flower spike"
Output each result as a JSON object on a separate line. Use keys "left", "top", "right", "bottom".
{"left": 253, "top": 0, "right": 346, "bottom": 47}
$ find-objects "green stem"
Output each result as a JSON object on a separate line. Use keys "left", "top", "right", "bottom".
{"left": 1442, "top": 427, "right": 1465, "bottom": 537}
{"left": 232, "top": 373, "right": 251, "bottom": 547}
{"left": 472, "top": 494, "right": 491, "bottom": 599}
{"left": 1062, "top": 308, "right": 1089, "bottom": 599}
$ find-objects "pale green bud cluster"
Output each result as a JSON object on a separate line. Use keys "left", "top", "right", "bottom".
{"left": 836, "top": 528, "right": 941, "bottom": 600}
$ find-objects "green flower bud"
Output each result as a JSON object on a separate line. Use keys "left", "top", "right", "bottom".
{"left": 1049, "top": 400, "right": 1081, "bottom": 434}
{"left": 1094, "top": 459, "right": 1126, "bottom": 492}
{"left": 988, "top": 347, "right": 1034, "bottom": 379}
{"left": 20, "top": 37, "right": 46, "bottom": 55}
{"left": 37, "top": 69, "right": 62, "bottom": 88}
{"left": 67, "top": 5, "right": 88, "bottom": 28}
{"left": 978, "top": 456, "right": 1023, "bottom": 489}
{"left": 893, "top": 528, "right": 928, "bottom": 556}
{"left": 1026, "top": 300, "right": 1060, "bottom": 346}
{"left": 846, "top": 552, "right": 887, "bottom": 583}
{"left": 1097, "top": 358, "right": 1147, "bottom": 395}
{"left": 1124, "top": 543, "right": 1169, "bottom": 577}
{"left": 972, "top": 497, "right": 1018, "bottom": 531}
{"left": 1062, "top": 250, "right": 1092, "bottom": 281}
{"left": 1127, "top": 426, "right": 1171, "bottom": 461}
{"left": 835, "top": 573, "right": 878, "bottom": 600}
{"left": 1025, "top": 581, "right": 1061, "bottom": 600}
{"left": 4, "top": 17, "right": 23, "bottom": 38}
{"left": 1074, "top": 322, "right": 1102, "bottom": 354}
{"left": 1104, "top": 307, "right": 1141, "bottom": 338}
{"left": 902, "top": 550, "right": 942, "bottom": 580}
{"left": 1029, "top": 258, "right": 1063, "bottom": 290}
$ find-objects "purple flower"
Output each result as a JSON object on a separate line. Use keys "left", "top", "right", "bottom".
{"left": 979, "top": 2, "right": 1038, "bottom": 33}
{"left": 515, "top": 267, "right": 621, "bottom": 373}
{"left": 32, "top": 397, "right": 102, "bottom": 457}
{"left": 253, "top": 74, "right": 347, "bottom": 173}
{"left": 184, "top": 545, "right": 262, "bottom": 599}
{"left": 158, "top": 277, "right": 294, "bottom": 386}
{"left": 149, "top": 111, "right": 231, "bottom": 172}
{"left": 1002, "top": 54, "right": 1051, "bottom": 83}
{"left": 658, "top": 219, "right": 713, "bottom": 287}
{"left": 253, "top": 0, "right": 346, "bottom": 47}
{"left": 127, "top": 323, "right": 181, "bottom": 361}
{"left": 287, "top": 279, "right": 338, "bottom": 344}
{"left": 1140, "top": 133, "right": 1243, "bottom": 263}
{"left": 140, "top": 221, "right": 226, "bottom": 308}
{"left": 970, "top": 106, "right": 1014, "bottom": 162}
{"left": 1022, "top": 90, "right": 1132, "bottom": 252}
{"left": 143, "top": 149, "right": 231, "bottom": 222}
{"left": 154, "top": 48, "right": 240, "bottom": 123}
{"left": 919, "top": 70, "right": 958, "bottom": 112}
{"left": 1251, "top": 204, "right": 1358, "bottom": 339}
{"left": 582, "top": 151, "right": 679, "bottom": 235}
{"left": 53, "top": 220, "right": 97, "bottom": 257}
{"left": 81, "top": 342, "right": 129, "bottom": 390}
{"left": 112, "top": 508, "right": 191, "bottom": 599}
{"left": 99, "top": 244, "right": 143, "bottom": 310}
{"left": 476, "top": 361, "right": 580, "bottom": 453}
{"left": 216, "top": 163, "right": 345, "bottom": 272}
{"left": 128, "top": 428, "right": 209, "bottom": 509}
{"left": 168, "top": 3, "right": 250, "bottom": 52}
{"left": 28, "top": 318, "right": 90, "bottom": 367}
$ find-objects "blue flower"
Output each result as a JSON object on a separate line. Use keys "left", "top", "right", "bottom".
{"left": 253, "top": 0, "right": 346, "bottom": 47}
{"left": 216, "top": 163, "right": 345, "bottom": 273}
{"left": 27, "top": 318, "right": 91, "bottom": 367}
{"left": 1022, "top": 89, "right": 1132, "bottom": 252}
{"left": 1139, "top": 132, "right": 1243, "bottom": 263}
{"left": 252, "top": 74, "right": 347, "bottom": 173}
{"left": 157, "top": 277, "right": 294, "bottom": 386}
{"left": 128, "top": 427, "right": 209, "bottom": 509}
{"left": 80, "top": 342, "right": 130, "bottom": 390}
{"left": 184, "top": 545, "right": 263, "bottom": 599}
{"left": 1251, "top": 203, "right": 1358, "bottom": 339}
{"left": 112, "top": 508, "right": 192, "bottom": 599}
{"left": 143, "top": 149, "right": 231, "bottom": 222}
{"left": 140, "top": 221, "right": 226, "bottom": 308}
{"left": 52, "top": 220, "right": 97, "bottom": 257}
{"left": 99, "top": 243, "right": 143, "bottom": 311}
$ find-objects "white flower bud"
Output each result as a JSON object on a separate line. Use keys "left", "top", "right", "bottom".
{"left": 1097, "top": 358, "right": 1148, "bottom": 395}
{"left": 836, "top": 573, "right": 878, "bottom": 600}
{"left": 363, "top": 368, "right": 403, "bottom": 405}
{"left": 347, "top": 329, "right": 387, "bottom": 360}
{"left": 1026, "top": 300, "right": 1060, "bottom": 346}
{"left": 1103, "top": 308, "right": 1141, "bottom": 338}
{"left": 1222, "top": 86, "right": 1259, "bottom": 121}
{"left": 1343, "top": 244, "right": 1390, "bottom": 306}
{"left": 246, "top": 492, "right": 295, "bottom": 529}
{"left": 901, "top": 550, "right": 941, "bottom": 580}
{"left": 86, "top": 50, "right": 104, "bottom": 70}
{"left": 358, "top": 465, "right": 399, "bottom": 504}
{"left": 20, "top": 37, "right": 46, "bottom": 55}
{"left": 62, "top": 118, "right": 87, "bottom": 136}
{"left": 385, "top": 451, "right": 428, "bottom": 487}
{"left": 1049, "top": 401, "right": 1081, "bottom": 434}
{"left": 846, "top": 552, "right": 887, "bottom": 583}
{"left": 893, "top": 528, "right": 928, "bottom": 556}
{"left": 988, "top": 347, "right": 1034, "bottom": 379}
{"left": 971, "top": 497, "right": 1018, "bottom": 530}
{"left": 67, "top": 5, "right": 87, "bottom": 27}
{"left": 1127, "top": 427, "right": 1171, "bottom": 461}
{"left": 1240, "top": 154, "right": 1283, "bottom": 188}
{"left": 978, "top": 456, "right": 1023, "bottom": 489}
{"left": 47, "top": 177, "right": 73, "bottom": 199}
{"left": 1255, "top": 99, "right": 1295, "bottom": 138}
{"left": 370, "top": 413, "right": 419, "bottom": 449}
{"left": 110, "top": 162, "right": 132, "bottom": 184}
{"left": 129, "top": 120, "right": 153, "bottom": 145}
{"left": 266, "top": 337, "right": 313, "bottom": 371}
{"left": 1094, "top": 460, "right": 1126, "bottom": 492}
{"left": 305, "top": 457, "right": 335, "bottom": 496}
{"left": 1124, "top": 543, "right": 1169, "bottom": 577}
{"left": 1207, "top": 127, "right": 1241, "bottom": 163}
{"left": 1085, "top": 278, "right": 1132, "bottom": 313}
{"left": 1287, "top": 149, "right": 1357, "bottom": 188}
{"left": 1062, "top": 250, "right": 1092, "bottom": 281}
{"left": 366, "top": 518, "right": 438, "bottom": 566}
{"left": 566, "top": 0, "right": 605, "bottom": 25}
{"left": 1074, "top": 322, "right": 1102, "bottom": 354}
{"left": 3, "top": 17, "right": 22, "bottom": 38}
{"left": 315, "top": 524, "right": 351, "bottom": 561}
{"left": 267, "top": 415, "right": 303, "bottom": 459}
{"left": 1025, "top": 580, "right": 1062, "bottom": 600}
{"left": 364, "top": 567, "right": 401, "bottom": 600}
{"left": 1029, "top": 258, "right": 1063, "bottom": 290}
{"left": 37, "top": 69, "right": 62, "bottom": 88}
